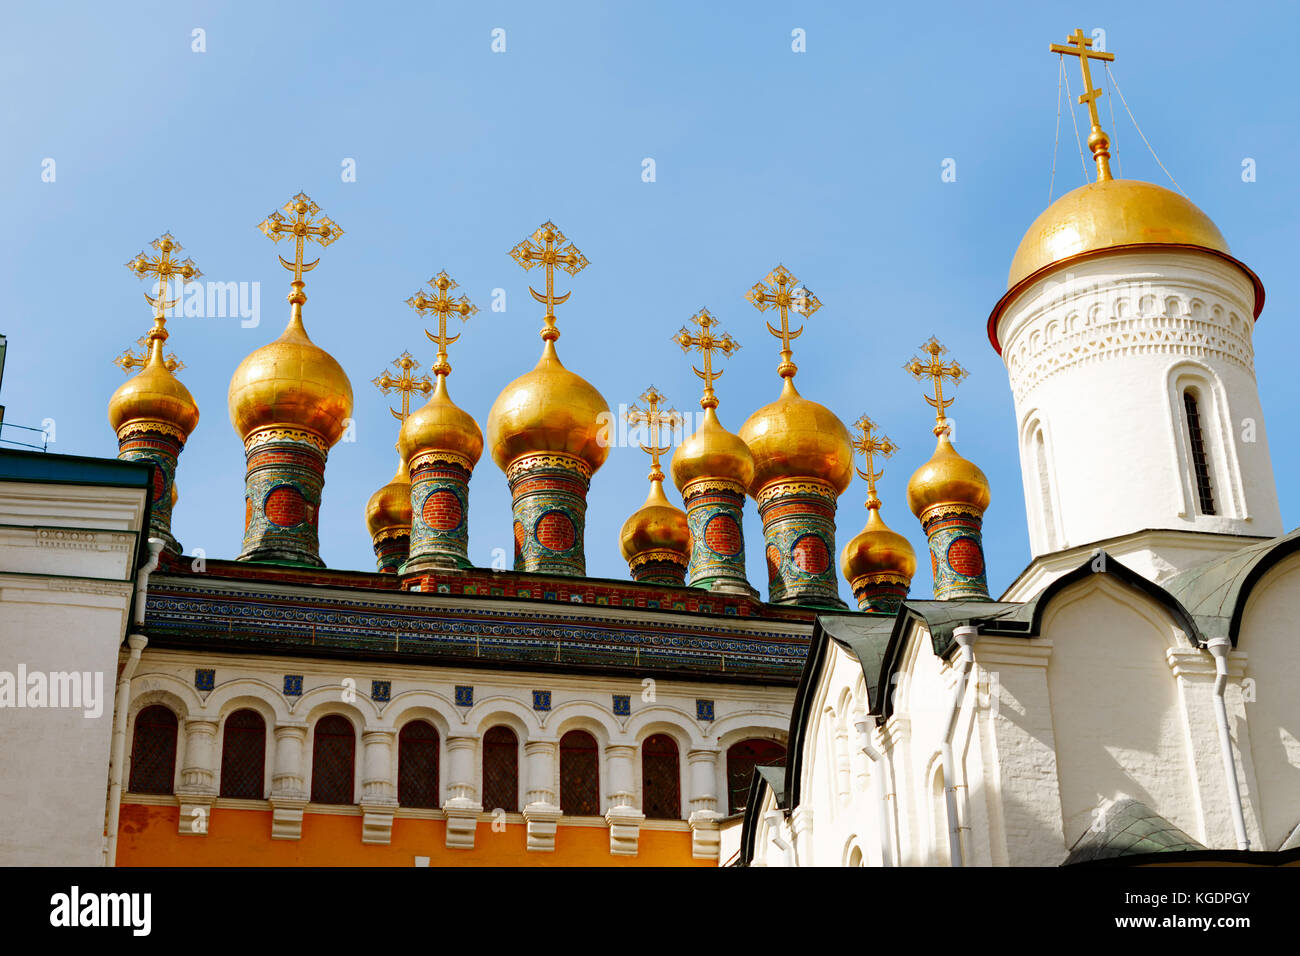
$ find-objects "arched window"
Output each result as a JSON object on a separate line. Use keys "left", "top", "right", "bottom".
{"left": 128, "top": 704, "right": 178, "bottom": 794}
{"left": 310, "top": 714, "right": 355, "bottom": 805}
{"left": 727, "top": 738, "right": 787, "bottom": 815}
{"left": 1034, "top": 428, "right": 1058, "bottom": 550}
{"left": 482, "top": 725, "right": 519, "bottom": 813}
{"left": 641, "top": 733, "right": 681, "bottom": 820}
{"left": 559, "top": 730, "right": 600, "bottom": 816}
{"left": 219, "top": 709, "right": 266, "bottom": 799}
{"left": 398, "top": 720, "right": 440, "bottom": 809}
{"left": 1184, "top": 390, "right": 1216, "bottom": 515}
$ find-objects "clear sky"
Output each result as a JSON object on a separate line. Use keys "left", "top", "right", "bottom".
{"left": 3, "top": 1, "right": 1297, "bottom": 603}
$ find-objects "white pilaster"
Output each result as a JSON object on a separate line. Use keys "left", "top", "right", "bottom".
{"left": 442, "top": 734, "right": 481, "bottom": 849}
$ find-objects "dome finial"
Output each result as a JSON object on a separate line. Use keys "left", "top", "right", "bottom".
{"left": 850, "top": 414, "right": 898, "bottom": 512}
{"left": 373, "top": 350, "right": 434, "bottom": 422}
{"left": 672, "top": 307, "right": 742, "bottom": 410}
{"left": 1050, "top": 27, "right": 1117, "bottom": 183}
{"left": 258, "top": 191, "right": 344, "bottom": 291}
{"left": 903, "top": 336, "right": 969, "bottom": 437}
{"left": 745, "top": 264, "right": 822, "bottom": 380}
{"left": 407, "top": 271, "right": 478, "bottom": 379}
{"left": 509, "top": 220, "right": 588, "bottom": 343}
{"left": 626, "top": 385, "right": 683, "bottom": 483}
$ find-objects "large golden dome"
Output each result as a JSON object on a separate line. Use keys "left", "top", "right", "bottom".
{"left": 1007, "top": 179, "right": 1230, "bottom": 290}
{"left": 906, "top": 431, "right": 991, "bottom": 518}
{"left": 670, "top": 406, "right": 754, "bottom": 491}
{"left": 398, "top": 376, "right": 483, "bottom": 468}
{"left": 840, "top": 505, "right": 917, "bottom": 583}
{"left": 365, "top": 457, "right": 412, "bottom": 539}
{"left": 992, "top": 178, "right": 1264, "bottom": 351}
{"left": 739, "top": 378, "right": 853, "bottom": 495}
{"left": 486, "top": 340, "right": 610, "bottom": 472}
{"left": 108, "top": 347, "right": 200, "bottom": 438}
{"left": 619, "top": 479, "right": 690, "bottom": 565}
{"left": 228, "top": 307, "right": 353, "bottom": 446}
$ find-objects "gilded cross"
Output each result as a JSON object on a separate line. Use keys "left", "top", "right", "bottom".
{"left": 672, "top": 307, "right": 741, "bottom": 409}
{"left": 626, "top": 385, "right": 684, "bottom": 482}
{"left": 904, "top": 336, "right": 968, "bottom": 435}
{"left": 372, "top": 351, "right": 434, "bottom": 423}
{"left": 509, "top": 221, "right": 588, "bottom": 341}
{"left": 850, "top": 414, "right": 898, "bottom": 509}
{"left": 258, "top": 192, "right": 343, "bottom": 283}
{"left": 124, "top": 233, "right": 202, "bottom": 317}
{"left": 114, "top": 334, "right": 184, "bottom": 374}
{"left": 1050, "top": 27, "right": 1116, "bottom": 181}
{"left": 407, "top": 271, "right": 478, "bottom": 378}
{"left": 745, "top": 265, "right": 821, "bottom": 379}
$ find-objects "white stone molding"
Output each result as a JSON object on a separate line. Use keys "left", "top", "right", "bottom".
{"left": 687, "top": 747, "right": 723, "bottom": 860}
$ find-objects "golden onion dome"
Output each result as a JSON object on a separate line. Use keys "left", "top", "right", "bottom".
{"left": 108, "top": 346, "right": 200, "bottom": 439}
{"left": 739, "top": 377, "right": 853, "bottom": 496}
{"left": 365, "top": 457, "right": 412, "bottom": 539}
{"left": 228, "top": 306, "right": 354, "bottom": 447}
{"left": 840, "top": 505, "right": 917, "bottom": 583}
{"left": 398, "top": 376, "right": 483, "bottom": 468}
{"left": 1007, "top": 179, "right": 1231, "bottom": 290}
{"left": 906, "top": 431, "right": 991, "bottom": 518}
{"left": 486, "top": 339, "right": 610, "bottom": 472}
{"left": 619, "top": 478, "right": 691, "bottom": 565}
{"left": 670, "top": 406, "right": 754, "bottom": 491}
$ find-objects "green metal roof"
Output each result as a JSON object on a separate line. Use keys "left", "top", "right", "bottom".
{"left": 1064, "top": 798, "right": 1204, "bottom": 864}
{"left": 1165, "top": 527, "right": 1300, "bottom": 644}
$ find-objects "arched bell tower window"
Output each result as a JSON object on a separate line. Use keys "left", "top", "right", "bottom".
{"left": 1183, "top": 390, "right": 1216, "bottom": 515}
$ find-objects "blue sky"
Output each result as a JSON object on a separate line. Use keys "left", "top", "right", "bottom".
{"left": 2, "top": 1, "right": 1297, "bottom": 602}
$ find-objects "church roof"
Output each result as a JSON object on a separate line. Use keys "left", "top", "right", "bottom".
{"left": 1063, "top": 798, "right": 1204, "bottom": 865}
{"left": 1164, "top": 527, "right": 1300, "bottom": 644}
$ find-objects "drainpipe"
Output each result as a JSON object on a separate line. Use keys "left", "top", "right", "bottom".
{"left": 1206, "top": 637, "right": 1250, "bottom": 850}
{"left": 854, "top": 717, "right": 894, "bottom": 867}
{"left": 764, "top": 810, "right": 797, "bottom": 867}
{"left": 104, "top": 537, "right": 162, "bottom": 866}
{"left": 940, "top": 625, "right": 978, "bottom": 867}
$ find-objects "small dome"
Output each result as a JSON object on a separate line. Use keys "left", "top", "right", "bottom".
{"left": 365, "top": 458, "right": 412, "bottom": 539}
{"left": 108, "top": 346, "right": 200, "bottom": 438}
{"left": 486, "top": 340, "right": 610, "bottom": 472}
{"left": 840, "top": 505, "right": 917, "bottom": 584}
{"left": 398, "top": 376, "right": 483, "bottom": 469}
{"left": 619, "top": 479, "right": 690, "bottom": 565}
{"left": 228, "top": 308, "right": 353, "bottom": 446}
{"left": 670, "top": 406, "right": 754, "bottom": 491}
{"left": 906, "top": 431, "right": 991, "bottom": 518}
{"left": 739, "top": 378, "right": 853, "bottom": 496}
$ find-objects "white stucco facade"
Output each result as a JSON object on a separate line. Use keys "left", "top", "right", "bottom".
{"left": 0, "top": 467, "right": 150, "bottom": 865}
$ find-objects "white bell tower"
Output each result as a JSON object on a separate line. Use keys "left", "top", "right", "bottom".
{"left": 991, "top": 31, "right": 1281, "bottom": 595}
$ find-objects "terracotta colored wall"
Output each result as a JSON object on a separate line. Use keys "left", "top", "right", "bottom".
{"left": 116, "top": 803, "right": 713, "bottom": 867}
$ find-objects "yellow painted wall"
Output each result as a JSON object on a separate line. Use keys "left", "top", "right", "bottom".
{"left": 116, "top": 803, "right": 712, "bottom": 867}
